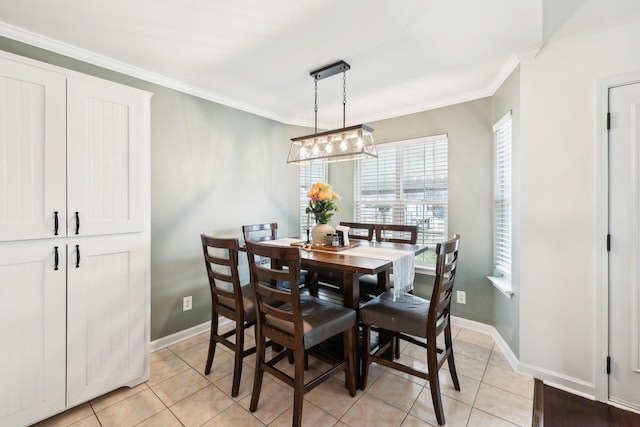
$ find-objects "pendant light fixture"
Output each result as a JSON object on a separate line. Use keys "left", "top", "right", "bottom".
{"left": 287, "top": 60, "right": 376, "bottom": 165}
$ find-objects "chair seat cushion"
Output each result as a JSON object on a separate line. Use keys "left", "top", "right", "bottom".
{"left": 267, "top": 295, "right": 356, "bottom": 349}
{"left": 218, "top": 284, "right": 257, "bottom": 323}
{"left": 360, "top": 290, "right": 429, "bottom": 338}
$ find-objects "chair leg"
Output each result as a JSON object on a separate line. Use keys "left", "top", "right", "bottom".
{"left": 343, "top": 326, "right": 356, "bottom": 396}
{"left": 204, "top": 312, "right": 219, "bottom": 375}
{"left": 292, "top": 347, "right": 306, "bottom": 427}
{"left": 361, "top": 324, "right": 371, "bottom": 389}
{"left": 249, "top": 327, "right": 266, "bottom": 412}
{"left": 444, "top": 326, "right": 460, "bottom": 391}
{"left": 427, "top": 349, "right": 446, "bottom": 425}
{"left": 231, "top": 321, "right": 244, "bottom": 397}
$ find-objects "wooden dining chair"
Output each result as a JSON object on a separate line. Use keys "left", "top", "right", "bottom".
{"left": 358, "top": 223, "right": 419, "bottom": 301}
{"left": 339, "top": 221, "right": 374, "bottom": 241}
{"left": 242, "top": 222, "right": 308, "bottom": 289}
{"left": 360, "top": 234, "right": 461, "bottom": 426}
{"left": 246, "top": 241, "right": 357, "bottom": 427}
{"left": 242, "top": 222, "right": 278, "bottom": 243}
{"left": 200, "top": 234, "right": 266, "bottom": 397}
{"left": 374, "top": 223, "right": 419, "bottom": 244}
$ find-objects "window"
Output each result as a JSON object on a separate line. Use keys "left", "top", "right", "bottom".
{"left": 492, "top": 111, "right": 512, "bottom": 277}
{"left": 354, "top": 135, "right": 448, "bottom": 265}
{"left": 299, "top": 163, "right": 327, "bottom": 236}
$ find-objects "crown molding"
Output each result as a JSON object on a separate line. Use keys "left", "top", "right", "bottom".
{"left": 0, "top": 21, "right": 294, "bottom": 124}
{"left": 0, "top": 21, "right": 535, "bottom": 128}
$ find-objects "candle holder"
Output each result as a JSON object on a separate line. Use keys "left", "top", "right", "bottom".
{"left": 306, "top": 228, "right": 310, "bottom": 244}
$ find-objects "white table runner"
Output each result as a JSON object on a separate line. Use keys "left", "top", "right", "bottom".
{"left": 341, "top": 246, "right": 415, "bottom": 296}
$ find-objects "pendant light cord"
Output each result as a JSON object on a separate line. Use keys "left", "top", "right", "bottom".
{"left": 314, "top": 79, "right": 318, "bottom": 134}
{"left": 343, "top": 71, "right": 347, "bottom": 128}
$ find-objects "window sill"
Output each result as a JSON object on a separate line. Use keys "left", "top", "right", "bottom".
{"left": 487, "top": 275, "right": 514, "bottom": 299}
{"left": 415, "top": 264, "right": 435, "bottom": 276}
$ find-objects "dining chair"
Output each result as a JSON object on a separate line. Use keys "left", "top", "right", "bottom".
{"left": 242, "top": 222, "right": 308, "bottom": 289}
{"left": 200, "top": 234, "right": 266, "bottom": 397}
{"left": 374, "top": 223, "right": 419, "bottom": 244}
{"left": 339, "top": 221, "right": 375, "bottom": 241}
{"left": 245, "top": 241, "right": 357, "bottom": 427}
{"left": 358, "top": 223, "right": 419, "bottom": 301}
{"left": 242, "top": 222, "right": 278, "bottom": 243}
{"left": 360, "top": 234, "right": 461, "bottom": 426}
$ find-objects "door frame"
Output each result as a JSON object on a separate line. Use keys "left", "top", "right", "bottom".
{"left": 596, "top": 71, "right": 640, "bottom": 403}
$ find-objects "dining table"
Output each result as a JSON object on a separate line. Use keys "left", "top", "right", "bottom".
{"left": 255, "top": 237, "right": 429, "bottom": 388}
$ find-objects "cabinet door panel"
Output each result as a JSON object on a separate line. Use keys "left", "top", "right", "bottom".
{"left": 0, "top": 58, "right": 66, "bottom": 241}
{"left": 66, "top": 236, "right": 147, "bottom": 406}
{"left": 67, "top": 78, "right": 145, "bottom": 236}
{"left": 0, "top": 242, "right": 66, "bottom": 426}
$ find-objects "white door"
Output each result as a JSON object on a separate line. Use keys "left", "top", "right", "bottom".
{"left": 0, "top": 241, "right": 66, "bottom": 427}
{"left": 608, "top": 82, "right": 640, "bottom": 410}
{"left": 66, "top": 235, "right": 147, "bottom": 406}
{"left": 0, "top": 57, "right": 67, "bottom": 242}
{"left": 67, "top": 77, "right": 145, "bottom": 237}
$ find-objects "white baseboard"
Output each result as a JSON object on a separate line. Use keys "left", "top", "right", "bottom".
{"left": 451, "top": 316, "right": 520, "bottom": 373}
{"left": 150, "top": 321, "right": 212, "bottom": 352}
{"left": 450, "top": 315, "right": 599, "bottom": 400}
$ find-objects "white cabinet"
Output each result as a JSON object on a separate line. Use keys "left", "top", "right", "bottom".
{"left": 67, "top": 77, "right": 146, "bottom": 236}
{"left": 0, "top": 59, "right": 66, "bottom": 241}
{"left": 0, "top": 241, "right": 67, "bottom": 427}
{"left": 66, "top": 235, "right": 148, "bottom": 406}
{"left": 0, "top": 51, "right": 150, "bottom": 427}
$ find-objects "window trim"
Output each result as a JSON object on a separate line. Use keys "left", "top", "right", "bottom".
{"left": 488, "top": 110, "right": 513, "bottom": 298}
{"left": 354, "top": 134, "right": 448, "bottom": 268}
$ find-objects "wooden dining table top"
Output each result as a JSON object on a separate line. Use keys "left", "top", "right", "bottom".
{"left": 297, "top": 240, "right": 429, "bottom": 275}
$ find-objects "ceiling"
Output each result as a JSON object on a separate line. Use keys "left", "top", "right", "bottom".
{"left": 0, "top": 0, "right": 631, "bottom": 129}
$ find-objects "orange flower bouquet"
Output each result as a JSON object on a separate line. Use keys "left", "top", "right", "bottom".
{"left": 306, "top": 182, "right": 340, "bottom": 225}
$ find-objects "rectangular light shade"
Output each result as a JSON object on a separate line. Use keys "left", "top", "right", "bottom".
{"left": 287, "top": 124, "right": 376, "bottom": 165}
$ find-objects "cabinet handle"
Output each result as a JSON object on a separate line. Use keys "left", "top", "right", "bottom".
{"left": 75, "top": 212, "right": 80, "bottom": 235}
{"left": 75, "top": 244, "right": 80, "bottom": 268}
{"left": 54, "top": 211, "right": 59, "bottom": 236}
{"left": 54, "top": 246, "right": 59, "bottom": 270}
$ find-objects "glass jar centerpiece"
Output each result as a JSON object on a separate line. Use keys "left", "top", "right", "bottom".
{"left": 306, "top": 182, "right": 340, "bottom": 245}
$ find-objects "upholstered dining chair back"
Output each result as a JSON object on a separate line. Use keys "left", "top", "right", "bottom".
{"left": 374, "top": 223, "right": 418, "bottom": 244}
{"left": 200, "top": 234, "right": 259, "bottom": 397}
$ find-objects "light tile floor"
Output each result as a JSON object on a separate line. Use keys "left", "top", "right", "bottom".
{"left": 32, "top": 324, "right": 534, "bottom": 427}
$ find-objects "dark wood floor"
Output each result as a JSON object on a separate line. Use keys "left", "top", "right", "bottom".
{"left": 533, "top": 379, "right": 640, "bottom": 426}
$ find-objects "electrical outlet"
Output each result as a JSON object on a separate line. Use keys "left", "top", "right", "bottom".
{"left": 183, "top": 296, "right": 192, "bottom": 311}
{"left": 456, "top": 291, "right": 466, "bottom": 305}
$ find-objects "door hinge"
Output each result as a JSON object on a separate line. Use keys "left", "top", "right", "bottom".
{"left": 607, "top": 112, "right": 611, "bottom": 130}
{"left": 607, "top": 234, "right": 611, "bottom": 252}
{"left": 607, "top": 356, "right": 611, "bottom": 374}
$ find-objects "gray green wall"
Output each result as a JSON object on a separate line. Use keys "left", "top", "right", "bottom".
{"left": 0, "top": 37, "right": 518, "bottom": 355}
{"left": 491, "top": 66, "right": 520, "bottom": 355}
{"left": 331, "top": 98, "right": 495, "bottom": 325}
{"left": 0, "top": 37, "right": 308, "bottom": 340}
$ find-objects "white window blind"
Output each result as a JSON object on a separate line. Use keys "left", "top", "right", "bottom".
{"left": 354, "top": 135, "right": 448, "bottom": 264}
{"left": 299, "top": 163, "right": 327, "bottom": 236}
{"left": 493, "top": 112, "right": 512, "bottom": 276}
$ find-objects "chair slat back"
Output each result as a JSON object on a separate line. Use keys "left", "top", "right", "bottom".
{"left": 374, "top": 224, "right": 418, "bottom": 244}
{"left": 242, "top": 222, "right": 278, "bottom": 242}
{"left": 428, "top": 234, "right": 460, "bottom": 337}
{"left": 246, "top": 241, "right": 304, "bottom": 341}
{"left": 201, "top": 234, "right": 243, "bottom": 316}
{"left": 339, "top": 221, "right": 374, "bottom": 241}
